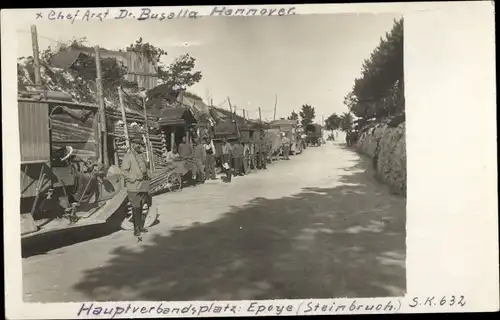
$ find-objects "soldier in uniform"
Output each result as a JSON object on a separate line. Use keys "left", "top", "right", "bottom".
{"left": 258, "top": 130, "right": 268, "bottom": 169}
{"left": 192, "top": 137, "right": 207, "bottom": 183}
{"left": 281, "top": 133, "right": 291, "bottom": 160}
{"left": 121, "top": 138, "right": 151, "bottom": 237}
{"left": 232, "top": 141, "right": 244, "bottom": 176}
{"left": 221, "top": 136, "right": 233, "bottom": 183}
{"left": 204, "top": 136, "right": 217, "bottom": 180}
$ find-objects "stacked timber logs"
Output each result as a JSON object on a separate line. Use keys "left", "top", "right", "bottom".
{"left": 160, "top": 131, "right": 168, "bottom": 159}
{"left": 111, "top": 120, "right": 168, "bottom": 169}
{"left": 106, "top": 109, "right": 158, "bottom": 128}
{"left": 50, "top": 117, "right": 97, "bottom": 158}
{"left": 51, "top": 119, "right": 95, "bottom": 141}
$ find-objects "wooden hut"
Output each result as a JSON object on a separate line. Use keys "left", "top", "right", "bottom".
{"left": 158, "top": 107, "right": 197, "bottom": 153}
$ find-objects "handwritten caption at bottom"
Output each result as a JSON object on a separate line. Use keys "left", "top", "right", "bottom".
{"left": 35, "top": 6, "right": 297, "bottom": 24}
{"left": 76, "top": 299, "right": 402, "bottom": 318}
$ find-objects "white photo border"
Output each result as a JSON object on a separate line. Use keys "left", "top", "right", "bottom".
{"left": 2, "top": 2, "right": 498, "bottom": 318}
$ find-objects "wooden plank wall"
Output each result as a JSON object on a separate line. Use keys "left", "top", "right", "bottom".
{"left": 125, "top": 51, "right": 158, "bottom": 90}
{"left": 18, "top": 101, "right": 50, "bottom": 163}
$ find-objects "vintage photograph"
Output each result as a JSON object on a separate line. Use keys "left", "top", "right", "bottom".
{"left": 17, "top": 13, "right": 406, "bottom": 302}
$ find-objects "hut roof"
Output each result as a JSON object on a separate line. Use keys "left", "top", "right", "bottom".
{"left": 180, "top": 95, "right": 210, "bottom": 116}
{"left": 270, "top": 119, "right": 299, "bottom": 127}
{"left": 158, "top": 107, "right": 197, "bottom": 126}
{"left": 214, "top": 120, "right": 238, "bottom": 135}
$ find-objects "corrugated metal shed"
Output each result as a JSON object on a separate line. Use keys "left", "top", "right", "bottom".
{"left": 18, "top": 101, "right": 50, "bottom": 163}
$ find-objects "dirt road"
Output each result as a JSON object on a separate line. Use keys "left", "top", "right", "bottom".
{"left": 22, "top": 142, "right": 406, "bottom": 302}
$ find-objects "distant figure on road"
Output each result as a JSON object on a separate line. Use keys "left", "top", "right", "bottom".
{"left": 281, "top": 133, "right": 291, "bottom": 160}
{"left": 192, "top": 137, "right": 206, "bottom": 184}
{"left": 121, "top": 138, "right": 151, "bottom": 237}
{"left": 221, "top": 136, "right": 233, "bottom": 183}
{"left": 203, "top": 137, "right": 216, "bottom": 180}
{"left": 346, "top": 131, "right": 352, "bottom": 146}
{"left": 346, "top": 130, "right": 358, "bottom": 147}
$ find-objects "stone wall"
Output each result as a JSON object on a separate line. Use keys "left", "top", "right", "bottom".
{"left": 356, "top": 121, "right": 406, "bottom": 196}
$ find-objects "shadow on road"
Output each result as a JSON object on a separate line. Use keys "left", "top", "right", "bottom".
{"left": 71, "top": 156, "right": 406, "bottom": 302}
{"left": 21, "top": 216, "right": 124, "bottom": 258}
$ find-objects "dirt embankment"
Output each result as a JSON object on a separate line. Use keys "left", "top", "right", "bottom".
{"left": 355, "top": 121, "right": 406, "bottom": 196}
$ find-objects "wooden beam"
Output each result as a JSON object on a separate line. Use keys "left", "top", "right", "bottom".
{"left": 117, "top": 87, "right": 130, "bottom": 149}
{"left": 273, "top": 94, "right": 278, "bottom": 121}
{"left": 30, "top": 25, "right": 42, "bottom": 89}
{"left": 17, "top": 98, "right": 99, "bottom": 111}
{"left": 142, "top": 96, "right": 155, "bottom": 171}
{"left": 227, "top": 97, "right": 240, "bottom": 138}
{"left": 94, "top": 46, "right": 108, "bottom": 167}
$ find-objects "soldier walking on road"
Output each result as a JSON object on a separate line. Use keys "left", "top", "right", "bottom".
{"left": 121, "top": 138, "right": 151, "bottom": 237}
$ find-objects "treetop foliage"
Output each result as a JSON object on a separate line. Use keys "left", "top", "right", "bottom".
{"left": 288, "top": 110, "right": 299, "bottom": 120}
{"left": 299, "top": 104, "right": 316, "bottom": 128}
{"left": 344, "top": 18, "right": 404, "bottom": 121}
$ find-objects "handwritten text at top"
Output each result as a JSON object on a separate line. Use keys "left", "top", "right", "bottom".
{"left": 34, "top": 7, "right": 297, "bottom": 24}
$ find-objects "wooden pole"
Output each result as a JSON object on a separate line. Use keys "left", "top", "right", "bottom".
{"left": 113, "top": 139, "right": 119, "bottom": 165}
{"left": 170, "top": 132, "right": 175, "bottom": 153}
{"left": 117, "top": 87, "right": 130, "bottom": 149}
{"left": 227, "top": 98, "right": 232, "bottom": 114}
{"left": 30, "top": 25, "right": 42, "bottom": 89}
{"left": 227, "top": 97, "right": 239, "bottom": 138}
{"left": 94, "top": 46, "right": 108, "bottom": 167}
{"left": 142, "top": 96, "right": 155, "bottom": 171}
{"left": 273, "top": 94, "right": 278, "bottom": 121}
{"left": 243, "top": 109, "right": 246, "bottom": 119}
{"left": 258, "top": 107, "right": 262, "bottom": 123}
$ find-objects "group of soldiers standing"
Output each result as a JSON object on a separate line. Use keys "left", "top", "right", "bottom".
{"left": 120, "top": 130, "right": 273, "bottom": 237}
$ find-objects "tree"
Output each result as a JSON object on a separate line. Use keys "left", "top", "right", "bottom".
{"left": 159, "top": 54, "right": 202, "bottom": 92}
{"left": 339, "top": 112, "right": 354, "bottom": 132}
{"left": 344, "top": 18, "right": 404, "bottom": 121}
{"left": 288, "top": 110, "right": 299, "bottom": 120}
{"left": 299, "top": 104, "right": 316, "bottom": 128}
{"left": 325, "top": 113, "right": 341, "bottom": 132}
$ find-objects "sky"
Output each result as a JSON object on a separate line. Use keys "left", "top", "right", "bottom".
{"left": 17, "top": 13, "right": 400, "bottom": 122}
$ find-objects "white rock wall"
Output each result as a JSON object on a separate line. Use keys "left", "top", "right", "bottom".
{"left": 356, "top": 122, "right": 406, "bottom": 196}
